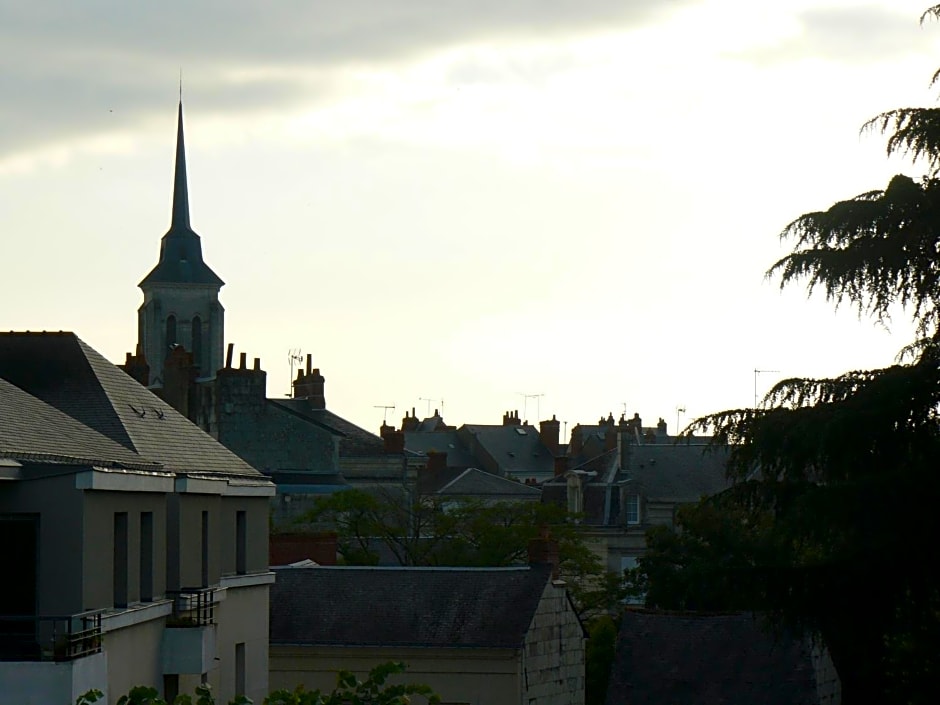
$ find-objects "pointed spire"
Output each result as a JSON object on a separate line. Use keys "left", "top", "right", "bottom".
{"left": 171, "top": 99, "right": 191, "bottom": 230}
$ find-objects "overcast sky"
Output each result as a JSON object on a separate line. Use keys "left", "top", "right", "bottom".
{"left": 1, "top": 0, "right": 937, "bottom": 433}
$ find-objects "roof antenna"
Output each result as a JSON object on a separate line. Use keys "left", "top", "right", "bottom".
{"left": 179, "top": 68, "right": 183, "bottom": 103}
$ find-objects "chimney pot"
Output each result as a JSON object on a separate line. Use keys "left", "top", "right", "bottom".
{"left": 225, "top": 343, "right": 234, "bottom": 368}
{"left": 239, "top": 352, "right": 247, "bottom": 369}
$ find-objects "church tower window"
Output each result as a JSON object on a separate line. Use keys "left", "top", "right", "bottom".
{"left": 192, "top": 316, "right": 203, "bottom": 369}
{"left": 166, "top": 315, "right": 177, "bottom": 350}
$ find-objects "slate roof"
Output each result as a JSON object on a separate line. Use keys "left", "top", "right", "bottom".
{"left": 271, "top": 399, "right": 387, "bottom": 457}
{"left": 458, "top": 424, "right": 555, "bottom": 477}
{"left": 404, "top": 430, "right": 478, "bottom": 469}
{"left": 0, "top": 332, "right": 261, "bottom": 477}
{"left": 606, "top": 611, "right": 820, "bottom": 705}
{"left": 437, "top": 467, "right": 541, "bottom": 499}
{"left": 0, "top": 377, "right": 161, "bottom": 471}
{"left": 270, "top": 564, "right": 553, "bottom": 649}
{"left": 623, "top": 443, "right": 730, "bottom": 501}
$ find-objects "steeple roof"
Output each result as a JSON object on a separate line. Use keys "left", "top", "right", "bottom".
{"left": 139, "top": 101, "right": 224, "bottom": 288}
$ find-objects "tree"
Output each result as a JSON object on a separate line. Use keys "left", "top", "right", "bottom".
{"left": 78, "top": 662, "right": 440, "bottom": 705}
{"left": 633, "top": 7, "right": 940, "bottom": 703}
{"left": 304, "top": 487, "right": 626, "bottom": 616}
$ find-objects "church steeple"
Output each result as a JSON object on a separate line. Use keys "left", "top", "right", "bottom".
{"left": 171, "top": 100, "right": 190, "bottom": 230}
{"left": 139, "top": 100, "right": 223, "bottom": 288}
{"left": 136, "top": 100, "right": 226, "bottom": 384}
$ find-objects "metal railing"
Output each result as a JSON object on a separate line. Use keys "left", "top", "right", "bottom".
{"left": 166, "top": 588, "right": 216, "bottom": 627}
{"left": 0, "top": 610, "right": 103, "bottom": 662}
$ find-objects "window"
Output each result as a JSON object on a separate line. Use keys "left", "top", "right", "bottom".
{"left": 235, "top": 642, "right": 246, "bottom": 696}
{"left": 235, "top": 511, "right": 247, "bottom": 575}
{"left": 191, "top": 316, "right": 203, "bottom": 368}
{"left": 140, "top": 512, "right": 154, "bottom": 602}
{"left": 165, "top": 315, "right": 177, "bottom": 349}
{"left": 163, "top": 675, "right": 179, "bottom": 703}
{"left": 113, "top": 512, "right": 128, "bottom": 608}
{"left": 624, "top": 494, "right": 640, "bottom": 525}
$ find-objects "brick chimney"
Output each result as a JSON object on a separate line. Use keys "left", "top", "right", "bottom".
{"left": 121, "top": 344, "right": 150, "bottom": 387}
{"left": 553, "top": 455, "right": 568, "bottom": 478}
{"left": 426, "top": 450, "right": 448, "bottom": 474}
{"left": 503, "top": 410, "right": 522, "bottom": 426}
{"left": 528, "top": 526, "right": 560, "bottom": 579}
{"left": 539, "top": 415, "right": 560, "bottom": 455}
{"left": 161, "top": 345, "right": 197, "bottom": 418}
{"left": 382, "top": 427, "right": 405, "bottom": 454}
{"left": 401, "top": 408, "right": 419, "bottom": 432}
{"left": 292, "top": 354, "right": 326, "bottom": 409}
{"left": 569, "top": 425, "right": 584, "bottom": 457}
{"left": 605, "top": 424, "right": 618, "bottom": 452}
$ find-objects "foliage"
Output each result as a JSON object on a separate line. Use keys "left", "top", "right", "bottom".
{"left": 585, "top": 615, "right": 619, "bottom": 705}
{"left": 265, "top": 661, "right": 440, "bottom": 705}
{"left": 304, "top": 487, "right": 625, "bottom": 615}
{"left": 78, "top": 662, "right": 440, "bottom": 705}
{"left": 632, "top": 7, "right": 940, "bottom": 703}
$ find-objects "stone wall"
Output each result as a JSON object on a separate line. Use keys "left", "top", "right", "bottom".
{"left": 522, "top": 581, "right": 586, "bottom": 705}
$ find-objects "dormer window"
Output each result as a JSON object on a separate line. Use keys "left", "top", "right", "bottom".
{"left": 624, "top": 493, "right": 640, "bottom": 525}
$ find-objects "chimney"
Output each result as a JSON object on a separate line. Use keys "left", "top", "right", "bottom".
{"left": 553, "top": 455, "right": 568, "bottom": 478}
{"left": 293, "top": 366, "right": 326, "bottom": 409}
{"left": 383, "top": 429, "right": 405, "bottom": 454}
{"left": 120, "top": 345, "right": 150, "bottom": 387}
{"left": 503, "top": 410, "right": 521, "bottom": 426}
{"left": 401, "top": 409, "right": 419, "bottom": 432}
{"left": 528, "top": 526, "right": 560, "bottom": 579}
{"left": 426, "top": 450, "right": 448, "bottom": 474}
{"left": 657, "top": 417, "right": 668, "bottom": 438}
{"left": 604, "top": 425, "right": 617, "bottom": 452}
{"left": 569, "top": 425, "right": 583, "bottom": 457}
{"left": 216, "top": 350, "right": 268, "bottom": 417}
{"left": 618, "top": 427, "right": 633, "bottom": 472}
{"left": 161, "top": 345, "right": 196, "bottom": 418}
{"left": 539, "top": 415, "right": 560, "bottom": 455}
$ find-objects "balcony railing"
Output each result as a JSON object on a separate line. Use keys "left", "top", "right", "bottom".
{"left": 166, "top": 588, "right": 216, "bottom": 627}
{"left": 0, "top": 610, "right": 103, "bottom": 662}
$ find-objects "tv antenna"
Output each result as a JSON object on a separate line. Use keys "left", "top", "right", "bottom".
{"left": 418, "top": 397, "right": 443, "bottom": 417}
{"left": 676, "top": 406, "right": 686, "bottom": 436}
{"left": 754, "top": 369, "right": 780, "bottom": 408}
{"left": 374, "top": 404, "right": 395, "bottom": 425}
{"left": 287, "top": 348, "right": 303, "bottom": 396}
{"left": 518, "top": 393, "right": 544, "bottom": 423}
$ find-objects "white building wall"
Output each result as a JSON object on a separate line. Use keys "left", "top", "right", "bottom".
{"left": 213, "top": 581, "right": 271, "bottom": 704}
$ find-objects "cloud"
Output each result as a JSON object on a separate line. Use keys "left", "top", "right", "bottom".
{"left": 0, "top": 0, "right": 691, "bottom": 160}
{"left": 734, "top": 5, "right": 939, "bottom": 66}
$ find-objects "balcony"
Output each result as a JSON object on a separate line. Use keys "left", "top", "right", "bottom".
{"left": 0, "top": 610, "right": 103, "bottom": 662}
{"left": 166, "top": 588, "right": 215, "bottom": 628}
{"left": 0, "top": 611, "right": 107, "bottom": 703}
{"left": 162, "top": 588, "right": 217, "bottom": 675}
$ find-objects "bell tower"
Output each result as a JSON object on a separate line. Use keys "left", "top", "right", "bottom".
{"left": 137, "top": 101, "right": 224, "bottom": 384}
